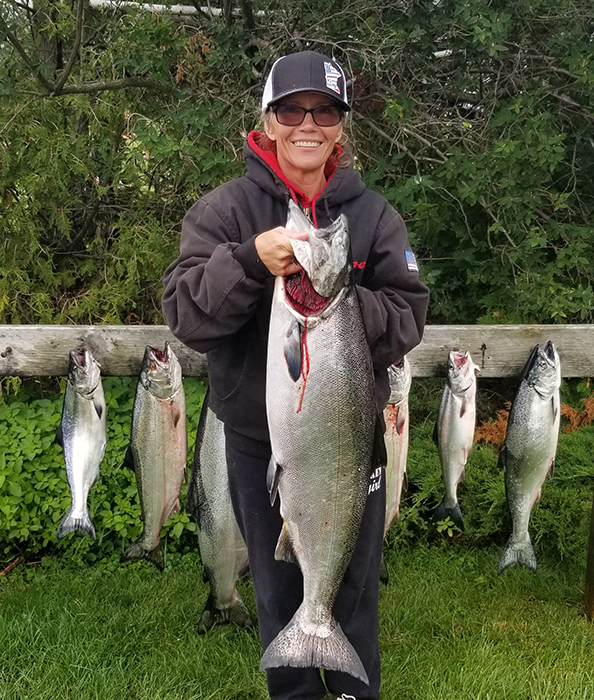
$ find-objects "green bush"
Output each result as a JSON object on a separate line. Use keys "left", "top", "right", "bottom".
{"left": 385, "top": 381, "right": 594, "bottom": 570}
{"left": 0, "top": 377, "right": 207, "bottom": 564}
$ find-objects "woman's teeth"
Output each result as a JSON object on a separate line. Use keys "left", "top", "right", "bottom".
{"left": 294, "top": 141, "right": 320, "bottom": 147}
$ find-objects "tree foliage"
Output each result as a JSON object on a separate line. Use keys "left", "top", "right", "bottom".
{"left": 1, "top": 0, "right": 593, "bottom": 324}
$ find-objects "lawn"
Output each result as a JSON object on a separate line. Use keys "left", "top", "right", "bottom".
{"left": 1, "top": 544, "right": 594, "bottom": 700}
{"left": 2, "top": 379, "right": 594, "bottom": 699}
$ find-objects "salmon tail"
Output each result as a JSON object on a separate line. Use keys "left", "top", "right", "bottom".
{"left": 121, "top": 541, "right": 164, "bottom": 571}
{"left": 434, "top": 499, "right": 465, "bottom": 530}
{"left": 260, "top": 610, "right": 369, "bottom": 685}
{"left": 498, "top": 536, "right": 537, "bottom": 575}
{"left": 197, "top": 592, "right": 253, "bottom": 634}
{"left": 56, "top": 507, "right": 96, "bottom": 540}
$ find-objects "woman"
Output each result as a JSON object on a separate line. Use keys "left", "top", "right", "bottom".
{"left": 162, "top": 50, "right": 429, "bottom": 700}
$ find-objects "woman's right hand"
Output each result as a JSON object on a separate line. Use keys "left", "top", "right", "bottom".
{"left": 255, "top": 227, "right": 309, "bottom": 277}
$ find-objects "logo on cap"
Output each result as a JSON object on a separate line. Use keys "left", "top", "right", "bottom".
{"left": 324, "top": 62, "right": 342, "bottom": 94}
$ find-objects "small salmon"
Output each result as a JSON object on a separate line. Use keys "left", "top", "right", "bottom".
{"left": 434, "top": 350, "right": 479, "bottom": 530}
{"left": 122, "top": 343, "right": 187, "bottom": 570}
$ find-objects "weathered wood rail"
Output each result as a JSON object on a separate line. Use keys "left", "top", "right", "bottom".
{"left": 1, "top": 324, "right": 594, "bottom": 377}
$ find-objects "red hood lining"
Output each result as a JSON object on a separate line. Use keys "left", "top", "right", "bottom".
{"left": 247, "top": 130, "right": 342, "bottom": 225}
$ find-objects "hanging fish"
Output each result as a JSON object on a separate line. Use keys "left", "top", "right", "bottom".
{"left": 122, "top": 343, "right": 187, "bottom": 570}
{"left": 186, "top": 391, "right": 251, "bottom": 632}
{"left": 56, "top": 348, "right": 106, "bottom": 540}
{"left": 498, "top": 341, "right": 561, "bottom": 574}
{"left": 384, "top": 356, "right": 412, "bottom": 534}
{"left": 434, "top": 350, "right": 480, "bottom": 530}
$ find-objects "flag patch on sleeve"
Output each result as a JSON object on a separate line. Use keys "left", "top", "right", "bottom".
{"left": 405, "top": 249, "right": 419, "bottom": 272}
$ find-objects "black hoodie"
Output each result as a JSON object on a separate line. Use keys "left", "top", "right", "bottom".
{"left": 162, "top": 131, "right": 429, "bottom": 442}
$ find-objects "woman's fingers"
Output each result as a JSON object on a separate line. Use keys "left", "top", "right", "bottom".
{"left": 255, "top": 227, "right": 308, "bottom": 276}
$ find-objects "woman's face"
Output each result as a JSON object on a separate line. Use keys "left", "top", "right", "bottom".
{"left": 265, "top": 92, "right": 343, "bottom": 185}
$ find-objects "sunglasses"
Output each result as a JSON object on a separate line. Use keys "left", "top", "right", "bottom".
{"left": 271, "top": 103, "right": 344, "bottom": 127}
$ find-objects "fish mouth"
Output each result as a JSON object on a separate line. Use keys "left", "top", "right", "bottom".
{"left": 70, "top": 348, "right": 86, "bottom": 368}
{"left": 544, "top": 340, "right": 556, "bottom": 364}
{"left": 451, "top": 351, "right": 469, "bottom": 370}
{"left": 284, "top": 270, "right": 333, "bottom": 316}
{"left": 147, "top": 343, "right": 170, "bottom": 371}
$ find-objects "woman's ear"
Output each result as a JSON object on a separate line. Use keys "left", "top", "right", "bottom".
{"left": 264, "top": 115, "right": 277, "bottom": 141}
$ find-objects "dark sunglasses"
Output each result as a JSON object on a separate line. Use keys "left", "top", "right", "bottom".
{"left": 270, "top": 103, "right": 344, "bottom": 127}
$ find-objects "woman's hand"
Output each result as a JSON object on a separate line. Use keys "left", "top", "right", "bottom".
{"left": 255, "top": 227, "right": 309, "bottom": 277}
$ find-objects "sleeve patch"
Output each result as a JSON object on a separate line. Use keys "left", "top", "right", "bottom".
{"left": 405, "top": 249, "right": 419, "bottom": 272}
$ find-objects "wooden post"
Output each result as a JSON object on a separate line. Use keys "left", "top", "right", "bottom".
{"left": 585, "top": 493, "right": 594, "bottom": 620}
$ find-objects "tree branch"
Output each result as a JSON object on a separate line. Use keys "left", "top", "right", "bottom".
{"left": 353, "top": 110, "right": 446, "bottom": 165}
{"left": 53, "top": 0, "right": 85, "bottom": 94}
{"left": 0, "top": 11, "right": 54, "bottom": 92}
{"left": 32, "top": 77, "right": 172, "bottom": 96}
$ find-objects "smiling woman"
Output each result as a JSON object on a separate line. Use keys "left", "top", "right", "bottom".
{"left": 162, "top": 50, "right": 429, "bottom": 700}
{"left": 263, "top": 93, "right": 344, "bottom": 197}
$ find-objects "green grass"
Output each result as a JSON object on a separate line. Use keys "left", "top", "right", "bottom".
{"left": 2, "top": 378, "right": 594, "bottom": 698}
{"left": 1, "top": 547, "right": 594, "bottom": 699}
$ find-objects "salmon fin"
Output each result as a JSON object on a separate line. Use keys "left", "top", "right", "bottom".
{"left": 396, "top": 406, "right": 406, "bottom": 435}
{"left": 56, "top": 506, "right": 96, "bottom": 540}
{"left": 379, "top": 553, "right": 389, "bottom": 585}
{"left": 165, "top": 498, "right": 180, "bottom": 523}
{"left": 402, "top": 470, "right": 409, "bottom": 494}
{"left": 172, "top": 405, "right": 182, "bottom": 428}
{"left": 498, "top": 536, "right": 537, "bottom": 575}
{"left": 55, "top": 422, "right": 64, "bottom": 448}
{"left": 434, "top": 499, "right": 464, "bottom": 530}
{"left": 186, "top": 463, "right": 199, "bottom": 522}
{"left": 266, "top": 455, "right": 281, "bottom": 506}
{"left": 274, "top": 522, "right": 298, "bottom": 564}
{"left": 432, "top": 420, "right": 438, "bottom": 446}
{"left": 187, "top": 391, "right": 210, "bottom": 522}
{"left": 197, "top": 591, "right": 253, "bottom": 633}
{"left": 260, "top": 610, "right": 369, "bottom": 685}
{"left": 372, "top": 415, "right": 387, "bottom": 469}
{"left": 497, "top": 445, "right": 507, "bottom": 473}
{"left": 548, "top": 459, "right": 555, "bottom": 479}
{"left": 283, "top": 319, "right": 302, "bottom": 382}
{"left": 92, "top": 396, "right": 103, "bottom": 420}
{"left": 123, "top": 443, "right": 135, "bottom": 469}
{"left": 121, "top": 541, "right": 164, "bottom": 571}
{"left": 551, "top": 395, "right": 558, "bottom": 423}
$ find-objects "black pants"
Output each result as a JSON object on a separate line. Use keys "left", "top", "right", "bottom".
{"left": 225, "top": 426, "right": 384, "bottom": 700}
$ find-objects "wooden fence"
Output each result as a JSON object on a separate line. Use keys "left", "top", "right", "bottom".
{"left": 1, "top": 324, "right": 594, "bottom": 377}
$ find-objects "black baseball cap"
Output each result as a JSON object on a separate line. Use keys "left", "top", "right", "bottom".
{"left": 261, "top": 51, "right": 350, "bottom": 112}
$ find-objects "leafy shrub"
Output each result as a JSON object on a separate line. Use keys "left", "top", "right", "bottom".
{"left": 0, "top": 377, "right": 207, "bottom": 564}
{"left": 386, "top": 380, "right": 594, "bottom": 569}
